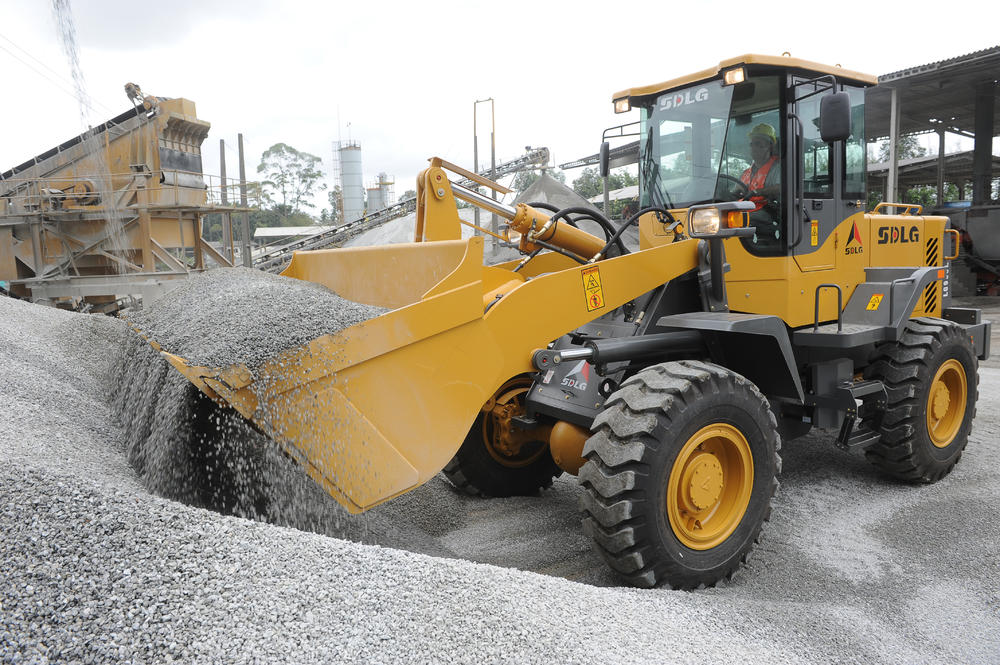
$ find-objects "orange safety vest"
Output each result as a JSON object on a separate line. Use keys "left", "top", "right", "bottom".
{"left": 740, "top": 156, "right": 778, "bottom": 211}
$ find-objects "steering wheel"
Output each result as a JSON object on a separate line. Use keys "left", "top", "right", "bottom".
{"left": 716, "top": 174, "right": 750, "bottom": 201}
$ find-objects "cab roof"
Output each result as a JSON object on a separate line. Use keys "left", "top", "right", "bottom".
{"left": 613, "top": 54, "right": 878, "bottom": 101}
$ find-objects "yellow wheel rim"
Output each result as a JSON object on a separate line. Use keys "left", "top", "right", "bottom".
{"left": 481, "top": 379, "right": 548, "bottom": 468}
{"left": 926, "top": 359, "right": 967, "bottom": 448}
{"left": 666, "top": 423, "right": 754, "bottom": 550}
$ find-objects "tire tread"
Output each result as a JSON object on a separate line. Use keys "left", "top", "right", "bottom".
{"left": 862, "top": 318, "right": 978, "bottom": 483}
{"left": 579, "top": 360, "right": 780, "bottom": 589}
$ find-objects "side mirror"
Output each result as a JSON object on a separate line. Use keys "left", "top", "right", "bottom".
{"left": 819, "top": 91, "right": 852, "bottom": 143}
{"left": 599, "top": 141, "right": 610, "bottom": 178}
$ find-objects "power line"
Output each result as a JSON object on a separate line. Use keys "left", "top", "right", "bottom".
{"left": 0, "top": 30, "right": 116, "bottom": 116}
{"left": 0, "top": 32, "right": 76, "bottom": 90}
{"left": 0, "top": 42, "right": 91, "bottom": 109}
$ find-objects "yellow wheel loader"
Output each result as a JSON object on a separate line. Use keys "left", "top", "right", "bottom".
{"left": 158, "top": 54, "right": 989, "bottom": 589}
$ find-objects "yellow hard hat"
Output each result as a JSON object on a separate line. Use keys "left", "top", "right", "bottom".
{"left": 749, "top": 123, "right": 777, "bottom": 144}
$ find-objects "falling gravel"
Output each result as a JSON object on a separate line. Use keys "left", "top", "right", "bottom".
{"left": 109, "top": 268, "right": 449, "bottom": 555}
{"left": 2, "top": 291, "right": 1000, "bottom": 664}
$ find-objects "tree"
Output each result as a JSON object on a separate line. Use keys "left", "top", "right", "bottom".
{"left": 398, "top": 189, "right": 416, "bottom": 202}
{"left": 875, "top": 134, "right": 927, "bottom": 163}
{"left": 571, "top": 168, "right": 603, "bottom": 199}
{"left": 511, "top": 169, "right": 566, "bottom": 193}
{"left": 256, "top": 143, "right": 326, "bottom": 218}
{"left": 326, "top": 186, "right": 343, "bottom": 225}
{"left": 571, "top": 167, "right": 638, "bottom": 199}
{"left": 201, "top": 206, "right": 314, "bottom": 246}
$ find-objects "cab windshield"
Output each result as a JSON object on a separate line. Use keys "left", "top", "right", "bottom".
{"left": 638, "top": 76, "right": 784, "bottom": 252}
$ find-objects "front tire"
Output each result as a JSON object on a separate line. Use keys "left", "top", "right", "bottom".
{"left": 863, "top": 318, "right": 978, "bottom": 483}
{"left": 579, "top": 360, "right": 780, "bottom": 589}
{"left": 444, "top": 377, "right": 561, "bottom": 497}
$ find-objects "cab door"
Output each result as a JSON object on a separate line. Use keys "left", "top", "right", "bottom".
{"left": 791, "top": 76, "right": 839, "bottom": 272}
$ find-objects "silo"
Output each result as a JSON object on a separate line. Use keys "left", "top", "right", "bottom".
{"left": 366, "top": 186, "right": 383, "bottom": 213}
{"left": 377, "top": 172, "right": 394, "bottom": 210}
{"left": 338, "top": 141, "right": 364, "bottom": 223}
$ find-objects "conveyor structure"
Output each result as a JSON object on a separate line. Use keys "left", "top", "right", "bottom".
{"left": 0, "top": 87, "right": 259, "bottom": 311}
{"left": 253, "top": 147, "right": 550, "bottom": 272}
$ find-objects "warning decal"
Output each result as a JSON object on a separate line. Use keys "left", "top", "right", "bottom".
{"left": 810, "top": 220, "right": 818, "bottom": 246}
{"left": 866, "top": 293, "right": 884, "bottom": 311}
{"left": 582, "top": 266, "right": 605, "bottom": 312}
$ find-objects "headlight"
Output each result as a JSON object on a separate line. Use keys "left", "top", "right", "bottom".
{"left": 723, "top": 67, "right": 746, "bottom": 85}
{"left": 690, "top": 208, "right": 720, "bottom": 235}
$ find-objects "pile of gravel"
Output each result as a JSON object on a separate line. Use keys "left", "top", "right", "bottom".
{"left": 107, "top": 268, "right": 453, "bottom": 555}
{"left": 126, "top": 267, "right": 387, "bottom": 368}
{"left": 2, "top": 290, "right": 999, "bottom": 663}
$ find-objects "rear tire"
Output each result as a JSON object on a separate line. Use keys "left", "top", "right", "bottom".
{"left": 863, "top": 318, "right": 978, "bottom": 483}
{"left": 579, "top": 360, "right": 780, "bottom": 589}
{"left": 444, "top": 377, "right": 561, "bottom": 497}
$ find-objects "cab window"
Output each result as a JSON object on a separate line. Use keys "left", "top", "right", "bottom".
{"left": 843, "top": 85, "right": 866, "bottom": 200}
{"left": 795, "top": 79, "right": 833, "bottom": 199}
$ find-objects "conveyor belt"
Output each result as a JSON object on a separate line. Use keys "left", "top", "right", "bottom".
{"left": 253, "top": 148, "right": 549, "bottom": 272}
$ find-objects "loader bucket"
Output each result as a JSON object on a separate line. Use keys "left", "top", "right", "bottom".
{"left": 158, "top": 235, "right": 700, "bottom": 514}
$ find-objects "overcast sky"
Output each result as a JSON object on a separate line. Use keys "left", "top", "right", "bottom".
{"left": 1, "top": 1, "right": 997, "bottom": 212}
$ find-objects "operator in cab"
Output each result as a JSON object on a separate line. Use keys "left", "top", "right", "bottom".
{"left": 741, "top": 123, "right": 781, "bottom": 241}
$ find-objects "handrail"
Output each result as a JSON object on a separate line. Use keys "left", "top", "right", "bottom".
{"left": 888, "top": 277, "right": 916, "bottom": 323}
{"left": 0, "top": 170, "right": 264, "bottom": 214}
{"left": 813, "top": 283, "right": 843, "bottom": 332}
{"left": 787, "top": 112, "right": 806, "bottom": 249}
{"left": 945, "top": 229, "right": 960, "bottom": 260}
{"left": 872, "top": 202, "right": 923, "bottom": 216}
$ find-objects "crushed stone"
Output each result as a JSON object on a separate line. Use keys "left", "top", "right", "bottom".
{"left": 125, "top": 267, "right": 387, "bottom": 368}
{"left": 1, "top": 289, "right": 999, "bottom": 664}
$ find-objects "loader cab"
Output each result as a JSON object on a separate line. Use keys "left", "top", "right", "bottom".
{"left": 625, "top": 57, "right": 872, "bottom": 260}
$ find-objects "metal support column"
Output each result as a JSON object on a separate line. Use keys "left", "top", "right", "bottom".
{"left": 886, "top": 87, "right": 900, "bottom": 202}
{"left": 489, "top": 98, "right": 498, "bottom": 252}
{"left": 937, "top": 128, "right": 946, "bottom": 204}
{"left": 473, "top": 101, "right": 480, "bottom": 237}
{"left": 30, "top": 220, "right": 44, "bottom": 276}
{"left": 136, "top": 181, "right": 154, "bottom": 271}
{"left": 193, "top": 217, "right": 204, "bottom": 270}
{"left": 238, "top": 134, "right": 252, "bottom": 267}
{"left": 972, "top": 80, "right": 996, "bottom": 206}
{"left": 473, "top": 97, "right": 496, "bottom": 243}
{"left": 219, "top": 139, "right": 232, "bottom": 262}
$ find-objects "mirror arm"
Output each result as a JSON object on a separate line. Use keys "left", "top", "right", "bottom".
{"left": 599, "top": 141, "right": 611, "bottom": 216}
{"left": 791, "top": 74, "right": 838, "bottom": 103}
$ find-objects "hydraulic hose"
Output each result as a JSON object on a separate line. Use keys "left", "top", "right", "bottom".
{"left": 596, "top": 206, "right": 677, "bottom": 260}
{"left": 545, "top": 206, "right": 626, "bottom": 256}
{"left": 527, "top": 202, "right": 610, "bottom": 240}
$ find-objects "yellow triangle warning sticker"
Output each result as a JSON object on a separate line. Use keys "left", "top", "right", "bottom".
{"left": 581, "top": 266, "right": 605, "bottom": 312}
